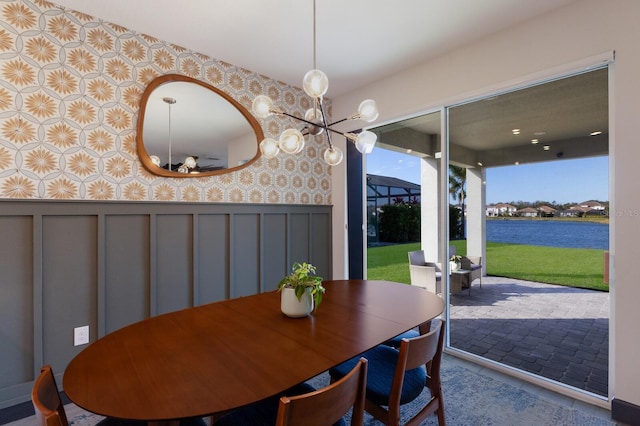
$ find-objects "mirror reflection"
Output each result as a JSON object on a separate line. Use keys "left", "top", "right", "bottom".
{"left": 137, "top": 75, "right": 263, "bottom": 177}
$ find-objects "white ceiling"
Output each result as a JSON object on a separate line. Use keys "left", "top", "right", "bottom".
{"left": 52, "top": 0, "right": 579, "bottom": 97}
{"left": 374, "top": 68, "right": 609, "bottom": 168}
{"left": 52, "top": 0, "right": 607, "bottom": 170}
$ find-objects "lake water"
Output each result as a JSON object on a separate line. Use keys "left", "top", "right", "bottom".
{"left": 486, "top": 220, "right": 609, "bottom": 250}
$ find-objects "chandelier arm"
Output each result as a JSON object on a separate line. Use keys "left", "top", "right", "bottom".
{"left": 325, "top": 126, "right": 348, "bottom": 138}
{"left": 318, "top": 99, "right": 336, "bottom": 149}
{"left": 324, "top": 122, "right": 335, "bottom": 149}
{"left": 326, "top": 114, "right": 360, "bottom": 127}
{"left": 326, "top": 117, "right": 349, "bottom": 127}
{"left": 277, "top": 110, "right": 320, "bottom": 129}
{"left": 277, "top": 111, "right": 351, "bottom": 140}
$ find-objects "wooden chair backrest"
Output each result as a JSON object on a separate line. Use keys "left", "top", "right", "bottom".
{"left": 276, "top": 357, "right": 368, "bottom": 426}
{"left": 32, "top": 365, "right": 68, "bottom": 426}
{"left": 391, "top": 320, "right": 445, "bottom": 407}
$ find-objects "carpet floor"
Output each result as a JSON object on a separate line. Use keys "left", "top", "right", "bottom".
{"left": 5, "top": 354, "right": 617, "bottom": 426}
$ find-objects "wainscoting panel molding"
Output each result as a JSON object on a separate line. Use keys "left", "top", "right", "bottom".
{"left": 0, "top": 200, "right": 332, "bottom": 409}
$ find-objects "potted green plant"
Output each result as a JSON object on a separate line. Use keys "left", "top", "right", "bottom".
{"left": 450, "top": 254, "right": 462, "bottom": 272}
{"left": 278, "top": 262, "right": 325, "bottom": 317}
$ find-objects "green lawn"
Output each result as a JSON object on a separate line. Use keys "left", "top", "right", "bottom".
{"left": 367, "top": 240, "right": 609, "bottom": 292}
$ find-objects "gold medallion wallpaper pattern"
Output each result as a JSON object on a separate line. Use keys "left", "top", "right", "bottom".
{"left": 0, "top": 0, "right": 332, "bottom": 204}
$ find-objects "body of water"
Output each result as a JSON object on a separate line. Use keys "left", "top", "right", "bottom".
{"left": 486, "top": 220, "right": 609, "bottom": 250}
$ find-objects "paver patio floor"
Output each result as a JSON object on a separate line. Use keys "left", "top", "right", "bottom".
{"left": 448, "top": 275, "right": 609, "bottom": 396}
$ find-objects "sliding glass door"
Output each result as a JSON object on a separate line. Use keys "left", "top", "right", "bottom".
{"left": 357, "top": 65, "right": 610, "bottom": 398}
{"left": 445, "top": 67, "right": 609, "bottom": 397}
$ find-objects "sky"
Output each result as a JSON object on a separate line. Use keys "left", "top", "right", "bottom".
{"left": 366, "top": 148, "right": 609, "bottom": 205}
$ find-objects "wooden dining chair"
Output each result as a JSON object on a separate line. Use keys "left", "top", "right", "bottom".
{"left": 276, "top": 357, "right": 368, "bottom": 426}
{"left": 32, "top": 365, "right": 68, "bottom": 426}
{"left": 32, "top": 365, "right": 205, "bottom": 426}
{"left": 214, "top": 358, "right": 368, "bottom": 426}
{"left": 330, "top": 320, "right": 446, "bottom": 426}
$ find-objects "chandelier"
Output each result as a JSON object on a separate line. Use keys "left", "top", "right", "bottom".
{"left": 251, "top": 0, "right": 379, "bottom": 166}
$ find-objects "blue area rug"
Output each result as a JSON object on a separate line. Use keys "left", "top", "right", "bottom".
{"left": 307, "top": 355, "right": 614, "bottom": 426}
{"left": 7, "top": 355, "right": 614, "bottom": 426}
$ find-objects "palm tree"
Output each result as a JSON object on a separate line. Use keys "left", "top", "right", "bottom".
{"left": 449, "top": 165, "right": 466, "bottom": 238}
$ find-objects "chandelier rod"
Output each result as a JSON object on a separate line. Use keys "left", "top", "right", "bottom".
{"left": 250, "top": 0, "right": 379, "bottom": 165}
{"left": 312, "top": 0, "right": 317, "bottom": 71}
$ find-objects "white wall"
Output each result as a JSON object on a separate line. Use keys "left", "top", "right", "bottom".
{"left": 227, "top": 131, "right": 258, "bottom": 167}
{"left": 331, "top": 0, "right": 640, "bottom": 407}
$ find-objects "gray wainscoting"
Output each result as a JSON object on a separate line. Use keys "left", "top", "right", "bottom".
{"left": 0, "top": 200, "right": 332, "bottom": 409}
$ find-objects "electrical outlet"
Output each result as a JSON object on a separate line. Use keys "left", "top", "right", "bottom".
{"left": 74, "top": 325, "right": 89, "bottom": 346}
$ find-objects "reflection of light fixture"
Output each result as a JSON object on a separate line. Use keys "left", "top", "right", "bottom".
{"left": 184, "top": 156, "right": 197, "bottom": 169}
{"left": 163, "top": 96, "right": 176, "bottom": 171}
{"left": 161, "top": 97, "right": 199, "bottom": 174}
{"left": 177, "top": 156, "right": 199, "bottom": 174}
{"left": 251, "top": 0, "right": 379, "bottom": 166}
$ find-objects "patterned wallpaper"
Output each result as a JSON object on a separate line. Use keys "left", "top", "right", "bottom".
{"left": 0, "top": 0, "right": 332, "bottom": 204}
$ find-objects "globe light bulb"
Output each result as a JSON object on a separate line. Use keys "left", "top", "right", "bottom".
{"left": 259, "top": 138, "right": 280, "bottom": 159}
{"left": 354, "top": 130, "right": 377, "bottom": 154}
{"left": 150, "top": 155, "right": 161, "bottom": 166}
{"left": 279, "top": 128, "right": 305, "bottom": 154}
{"left": 358, "top": 99, "right": 379, "bottom": 122}
{"left": 324, "top": 146, "right": 343, "bottom": 166}
{"left": 252, "top": 95, "right": 274, "bottom": 119}
{"left": 302, "top": 69, "right": 329, "bottom": 98}
{"left": 305, "top": 108, "right": 323, "bottom": 122}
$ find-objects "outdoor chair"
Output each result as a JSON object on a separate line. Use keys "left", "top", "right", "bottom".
{"left": 461, "top": 255, "right": 482, "bottom": 287}
{"left": 407, "top": 250, "right": 442, "bottom": 294}
{"left": 449, "top": 246, "right": 482, "bottom": 288}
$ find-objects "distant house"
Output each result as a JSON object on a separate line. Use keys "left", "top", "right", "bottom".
{"left": 538, "top": 205, "right": 557, "bottom": 217}
{"left": 516, "top": 207, "right": 538, "bottom": 217}
{"left": 560, "top": 206, "right": 592, "bottom": 217}
{"left": 486, "top": 203, "right": 517, "bottom": 217}
{"left": 559, "top": 201, "right": 608, "bottom": 217}
{"left": 580, "top": 200, "right": 606, "bottom": 211}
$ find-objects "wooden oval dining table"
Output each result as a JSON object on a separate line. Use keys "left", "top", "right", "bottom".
{"left": 63, "top": 279, "right": 445, "bottom": 425}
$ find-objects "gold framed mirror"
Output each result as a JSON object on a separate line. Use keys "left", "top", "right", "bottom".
{"left": 136, "top": 74, "right": 264, "bottom": 177}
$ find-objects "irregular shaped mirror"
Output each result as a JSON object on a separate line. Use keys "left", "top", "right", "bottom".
{"left": 137, "top": 74, "right": 264, "bottom": 177}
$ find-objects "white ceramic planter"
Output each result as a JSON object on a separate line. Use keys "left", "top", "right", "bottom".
{"left": 280, "top": 286, "right": 314, "bottom": 318}
{"left": 450, "top": 261, "right": 461, "bottom": 272}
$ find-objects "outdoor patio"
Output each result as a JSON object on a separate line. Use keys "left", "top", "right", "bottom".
{"left": 448, "top": 275, "right": 609, "bottom": 396}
